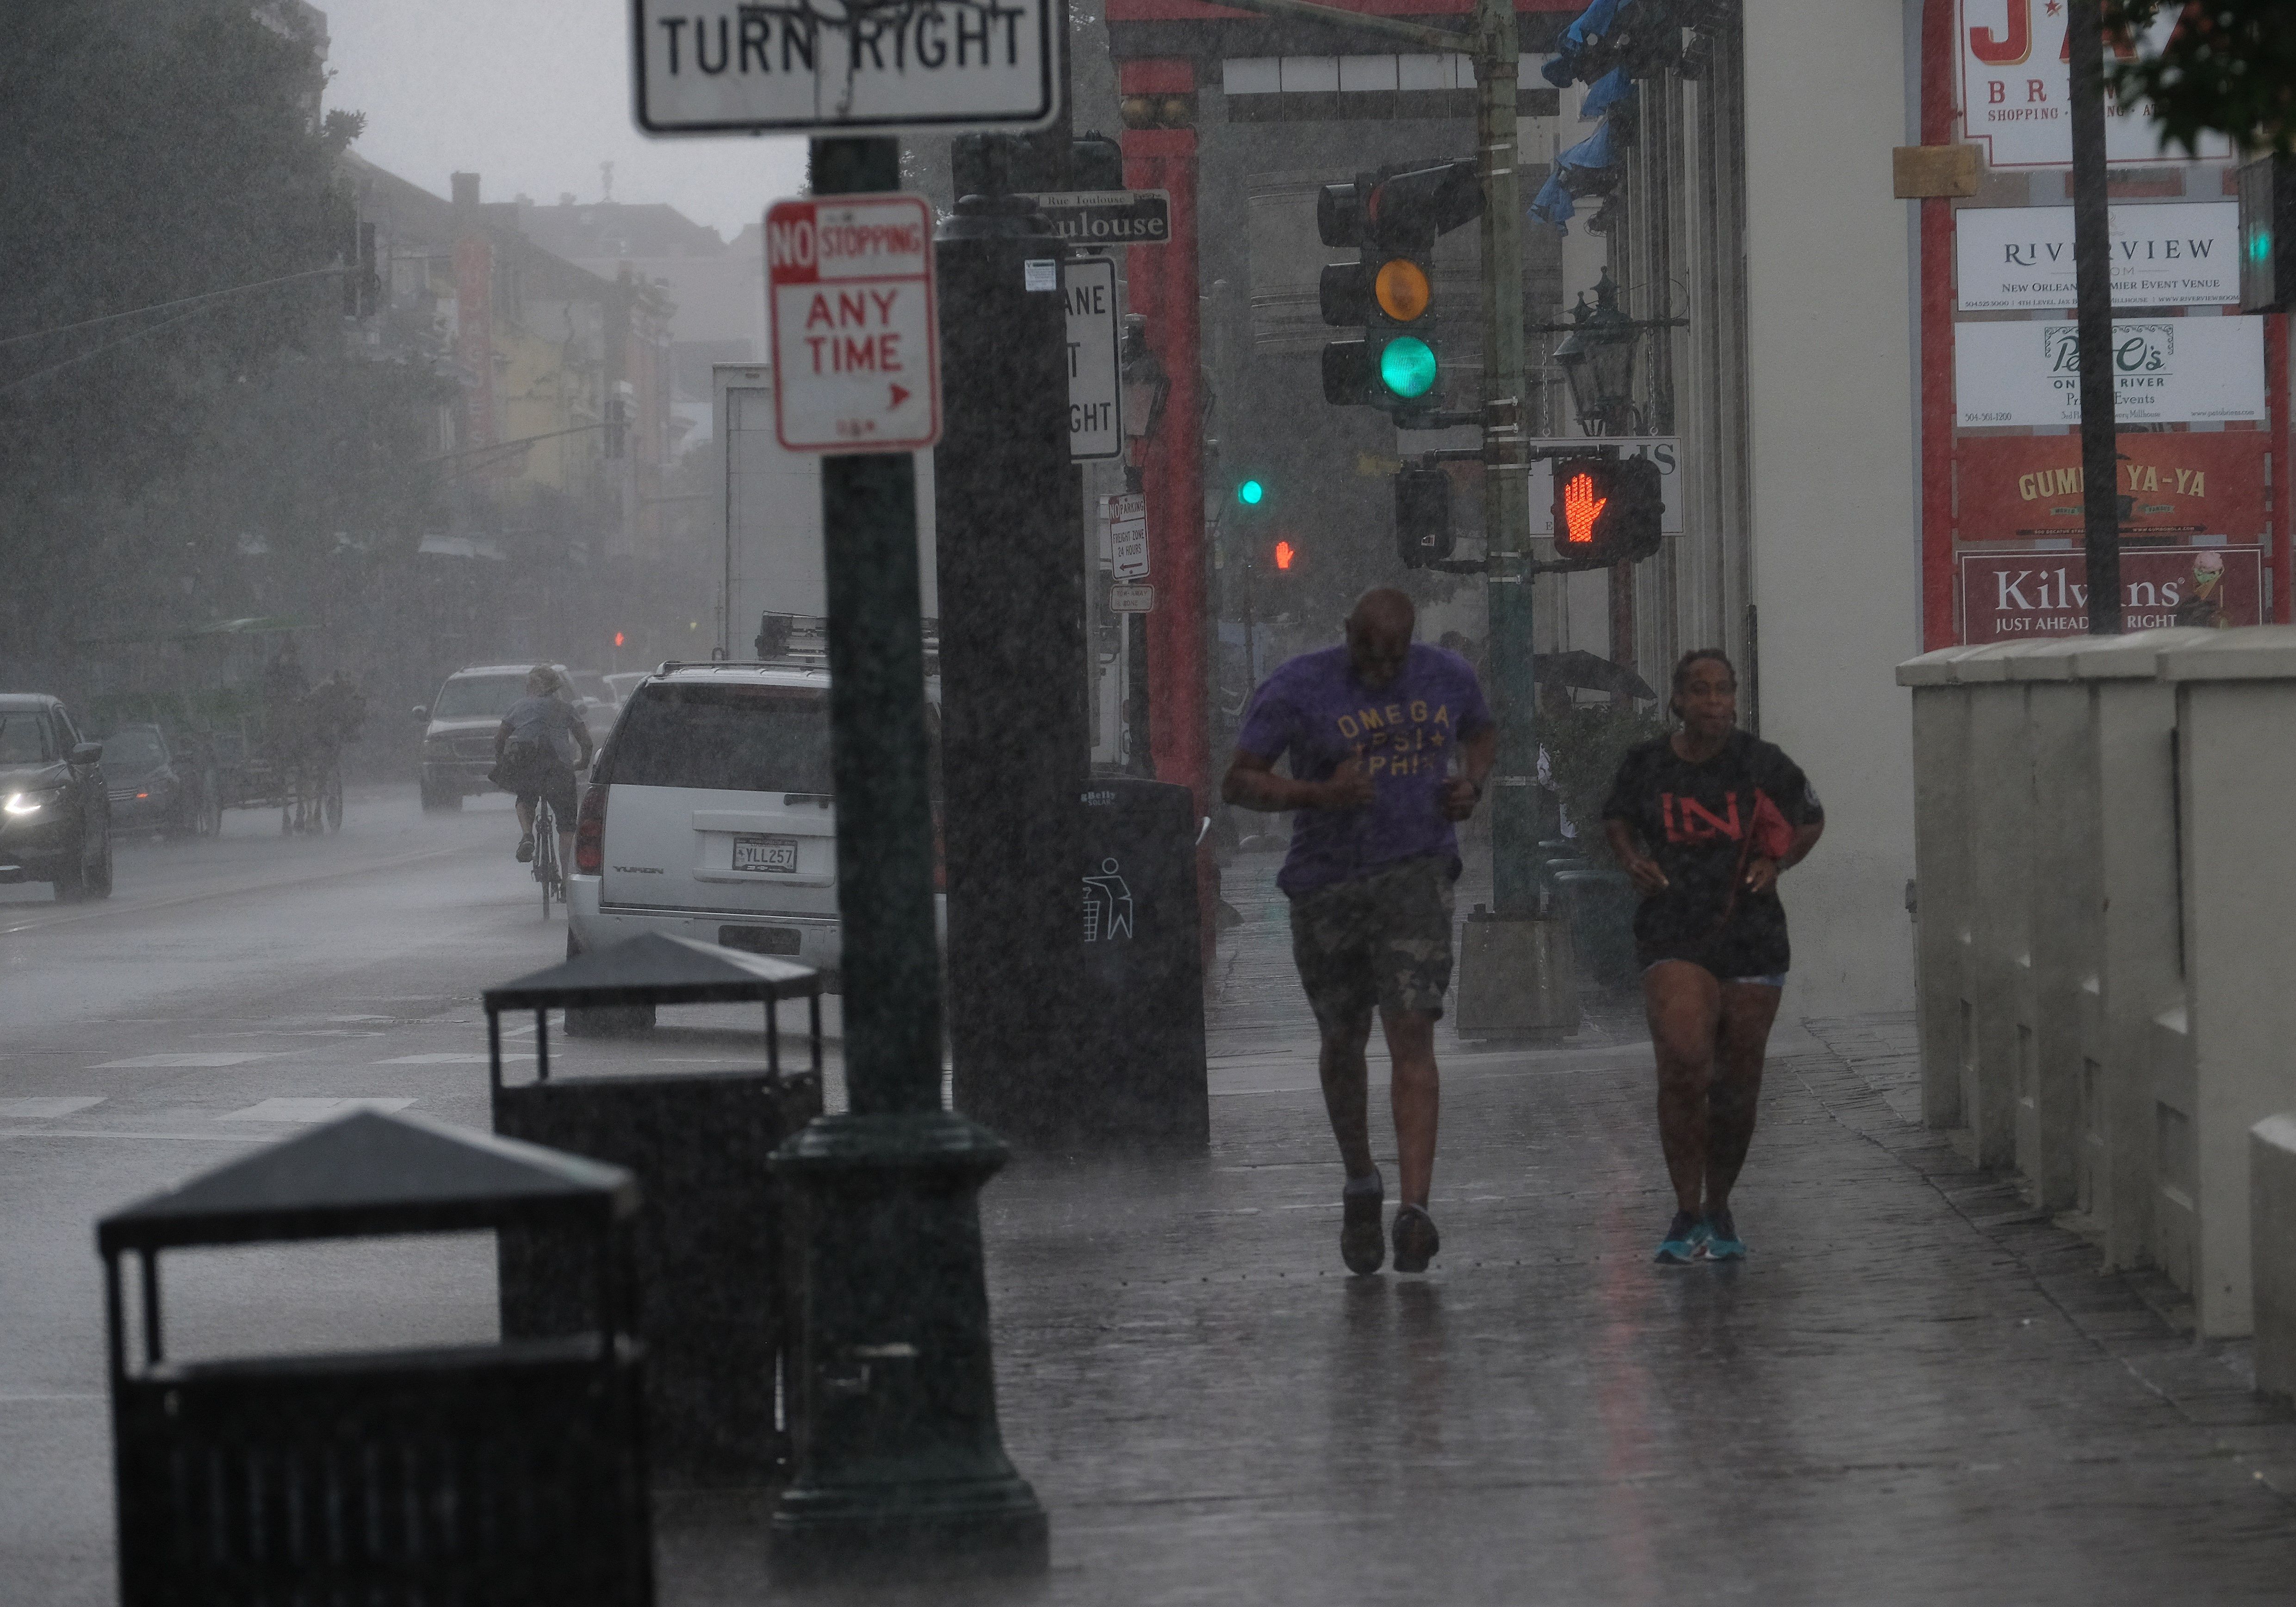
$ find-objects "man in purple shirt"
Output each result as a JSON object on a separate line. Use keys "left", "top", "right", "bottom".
{"left": 1222, "top": 588, "right": 1496, "bottom": 1274}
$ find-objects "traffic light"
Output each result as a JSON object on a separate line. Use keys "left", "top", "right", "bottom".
{"left": 1318, "top": 160, "right": 1483, "bottom": 418}
{"left": 1549, "top": 455, "right": 1664, "bottom": 569}
{"left": 1236, "top": 477, "right": 1266, "bottom": 507}
{"left": 1394, "top": 465, "right": 1452, "bottom": 568}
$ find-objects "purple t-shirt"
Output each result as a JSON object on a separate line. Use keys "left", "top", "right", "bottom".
{"left": 1235, "top": 643, "right": 1494, "bottom": 896}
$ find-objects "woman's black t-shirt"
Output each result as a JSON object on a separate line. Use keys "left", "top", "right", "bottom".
{"left": 1600, "top": 729, "right": 1823, "bottom": 978}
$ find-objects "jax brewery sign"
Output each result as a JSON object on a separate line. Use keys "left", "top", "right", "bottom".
{"left": 1960, "top": 547, "right": 2262, "bottom": 643}
{"left": 1953, "top": 316, "right": 2265, "bottom": 428}
{"left": 632, "top": 0, "right": 1058, "bottom": 135}
{"left": 1957, "top": 203, "right": 2240, "bottom": 312}
{"left": 1959, "top": 1, "right": 2233, "bottom": 169}
{"left": 765, "top": 194, "right": 941, "bottom": 452}
{"left": 1020, "top": 191, "right": 1172, "bottom": 248}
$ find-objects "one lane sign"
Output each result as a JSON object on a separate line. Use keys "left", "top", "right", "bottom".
{"left": 1064, "top": 256, "right": 1120, "bottom": 462}
{"left": 766, "top": 194, "right": 941, "bottom": 453}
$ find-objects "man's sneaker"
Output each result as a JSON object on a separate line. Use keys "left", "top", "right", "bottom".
{"left": 1653, "top": 1210, "right": 1708, "bottom": 1266}
{"left": 1341, "top": 1170, "right": 1385, "bottom": 1275}
{"left": 515, "top": 834, "right": 535, "bottom": 863}
{"left": 1702, "top": 1208, "right": 1747, "bottom": 1261}
{"left": 1392, "top": 1204, "right": 1440, "bottom": 1274}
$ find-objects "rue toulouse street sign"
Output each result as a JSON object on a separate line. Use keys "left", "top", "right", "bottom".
{"left": 1065, "top": 256, "right": 1121, "bottom": 462}
{"left": 631, "top": 0, "right": 1059, "bottom": 136}
{"left": 1021, "top": 190, "right": 1172, "bottom": 248}
{"left": 766, "top": 194, "right": 941, "bottom": 453}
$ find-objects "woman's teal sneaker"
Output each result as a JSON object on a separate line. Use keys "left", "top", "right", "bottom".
{"left": 1702, "top": 1208, "right": 1747, "bottom": 1260}
{"left": 1653, "top": 1210, "right": 1708, "bottom": 1265}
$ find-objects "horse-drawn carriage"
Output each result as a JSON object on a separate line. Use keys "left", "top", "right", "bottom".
{"left": 87, "top": 621, "right": 366, "bottom": 837}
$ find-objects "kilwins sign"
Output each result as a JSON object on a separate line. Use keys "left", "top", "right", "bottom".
{"left": 1955, "top": 316, "right": 2265, "bottom": 428}
{"left": 1955, "top": 432, "right": 2267, "bottom": 543}
{"left": 1960, "top": 546, "right": 2262, "bottom": 643}
{"left": 1956, "top": 204, "right": 2240, "bottom": 312}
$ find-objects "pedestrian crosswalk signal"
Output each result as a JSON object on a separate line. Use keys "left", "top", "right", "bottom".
{"left": 1549, "top": 455, "right": 1664, "bottom": 570}
{"left": 1394, "top": 466, "right": 1452, "bottom": 569}
{"left": 1318, "top": 159, "right": 1482, "bottom": 416}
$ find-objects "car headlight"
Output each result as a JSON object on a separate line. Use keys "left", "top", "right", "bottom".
{"left": 4, "top": 788, "right": 63, "bottom": 817}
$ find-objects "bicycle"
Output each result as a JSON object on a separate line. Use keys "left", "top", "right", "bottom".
{"left": 532, "top": 797, "right": 563, "bottom": 917}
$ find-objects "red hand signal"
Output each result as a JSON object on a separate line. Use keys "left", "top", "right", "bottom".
{"left": 1274, "top": 540, "right": 1296, "bottom": 571}
{"left": 1561, "top": 472, "right": 1607, "bottom": 546}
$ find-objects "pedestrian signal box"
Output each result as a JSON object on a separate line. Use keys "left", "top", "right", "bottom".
{"left": 1548, "top": 455, "right": 1664, "bottom": 570}
{"left": 1394, "top": 465, "right": 1452, "bottom": 568}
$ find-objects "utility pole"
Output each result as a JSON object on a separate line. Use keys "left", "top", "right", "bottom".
{"left": 2069, "top": 0, "right": 2122, "bottom": 634}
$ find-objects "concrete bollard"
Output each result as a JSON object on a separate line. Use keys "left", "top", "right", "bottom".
{"left": 2250, "top": 1114, "right": 2296, "bottom": 1401}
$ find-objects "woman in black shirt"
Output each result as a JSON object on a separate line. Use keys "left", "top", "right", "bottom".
{"left": 1602, "top": 649, "right": 1824, "bottom": 1266}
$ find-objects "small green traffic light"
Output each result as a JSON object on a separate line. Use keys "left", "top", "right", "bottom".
{"left": 1379, "top": 337, "right": 1438, "bottom": 400}
{"left": 1238, "top": 479, "right": 1265, "bottom": 506}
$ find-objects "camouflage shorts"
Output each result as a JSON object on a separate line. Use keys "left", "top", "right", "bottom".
{"left": 1287, "top": 855, "right": 1458, "bottom": 1034}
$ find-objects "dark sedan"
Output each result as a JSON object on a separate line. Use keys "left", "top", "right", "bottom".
{"left": 101, "top": 723, "right": 218, "bottom": 837}
{"left": 0, "top": 694, "right": 112, "bottom": 900}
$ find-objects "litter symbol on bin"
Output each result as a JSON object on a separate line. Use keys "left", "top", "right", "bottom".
{"left": 1082, "top": 858, "right": 1135, "bottom": 942}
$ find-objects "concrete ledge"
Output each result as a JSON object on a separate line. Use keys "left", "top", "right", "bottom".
{"left": 2250, "top": 1113, "right": 2296, "bottom": 1401}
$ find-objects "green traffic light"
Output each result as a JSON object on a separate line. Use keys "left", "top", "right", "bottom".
{"left": 1238, "top": 479, "right": 1265, "bottom": 506}
{"left": 1379, "top": 337, "right": 1438, "bottom": 400}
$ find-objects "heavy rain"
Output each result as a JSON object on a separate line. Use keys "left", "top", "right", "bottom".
{"left": 6, "top": 0, "right": 2296, "bottom": 1602}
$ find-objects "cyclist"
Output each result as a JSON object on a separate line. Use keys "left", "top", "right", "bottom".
{"left": 493, "top": 666, "right": 593, "bottom": 869}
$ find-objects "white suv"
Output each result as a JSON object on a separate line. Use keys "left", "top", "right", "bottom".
{"left": 565, "top": 661, "right": 940, "bottom": 996}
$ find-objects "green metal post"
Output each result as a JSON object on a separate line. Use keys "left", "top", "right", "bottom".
{"left": 768, "top": 135, "right": 1048, "bottom": 1582}
{"left": 1472, "top": 0, "right": 1539, "bottom": 917}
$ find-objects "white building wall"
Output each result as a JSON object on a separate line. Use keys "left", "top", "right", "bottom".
{"left": 1741, "top": 1, "right": 1921, "bottom": 1015}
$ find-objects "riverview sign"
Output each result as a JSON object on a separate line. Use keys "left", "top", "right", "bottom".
{"left": 1956, "top": 203, "right": 2240, "bottom": 312}
{"left": 1960, "top": 546, "right": 2261, "bottom": 642}
{"left": 1954, "top": 316, "right": 2265, "bottom": 428}
{"left": 1955, "top": 432, "right": 2268, "bottom": 543}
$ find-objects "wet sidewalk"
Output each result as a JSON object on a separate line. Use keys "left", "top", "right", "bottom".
{"left": 669, "top": 850, "right": 2296, "bottom": 1605}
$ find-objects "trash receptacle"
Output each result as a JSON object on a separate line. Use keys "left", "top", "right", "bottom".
{"left": 486, "top": 931, "right": 825, "bottom": 1485}
{"left": 1062, "top": 777, "right": 1210, "bottom": 1147}
{"left": 101, "top": 1110, "right": 652, "bottom": 1607}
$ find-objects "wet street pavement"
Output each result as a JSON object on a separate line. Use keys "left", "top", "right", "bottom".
{"left": 6, "top": 813, "right": 2296, "bottom": 1602}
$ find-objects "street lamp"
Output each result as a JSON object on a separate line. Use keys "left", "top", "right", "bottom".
{"left": 1551, "top": 271, "right": 1644, "bottom": 437}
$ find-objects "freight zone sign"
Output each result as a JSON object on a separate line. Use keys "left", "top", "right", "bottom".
{"left": 632, "top": 0, "right": 1059, "bottom": 136}
{"left": 766, "top": 195, "right": 941, "bottom": 453}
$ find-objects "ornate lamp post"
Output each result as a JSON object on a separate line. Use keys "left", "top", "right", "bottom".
{"left": 1551, "top": 271, "right": 1649, "bottom": 437}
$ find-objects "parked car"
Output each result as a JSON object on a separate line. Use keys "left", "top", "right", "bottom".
{"left": 100, "top": 723, "right": 220, "bottom": 838}
{"left": 413, "top": 664, "right": 602, "bottom": 812}
{"left": 564, "top": 661, "right": 943, "bottom": 1030}
{"left": 0, "top": 694, "right": 112, "bottom": 900}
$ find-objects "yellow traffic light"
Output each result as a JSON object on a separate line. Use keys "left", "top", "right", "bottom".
{"left": 1374, "top": 258, "right": 1431, "bottom": 322}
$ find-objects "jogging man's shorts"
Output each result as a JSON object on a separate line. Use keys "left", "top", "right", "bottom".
{"left": 1286, "top": 855, "right": 1458, "bottom": 1033}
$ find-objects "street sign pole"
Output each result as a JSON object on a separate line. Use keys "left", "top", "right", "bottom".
{"left": 766, "top": 136, "right": 1048, "bottom": 1580}
{"left": 2068, "top": 0, "right": 2122, "bottom": 635}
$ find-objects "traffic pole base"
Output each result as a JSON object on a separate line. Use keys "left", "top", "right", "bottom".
{"left": 769, "top": 1110, "right": 1049, "bottom": 1585}
{"left": 767, "top": 1476, "right": 1049, "bottom": 1584}
{"left": 1452, "top": 911, "right": 1581, "bottom": 1041}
